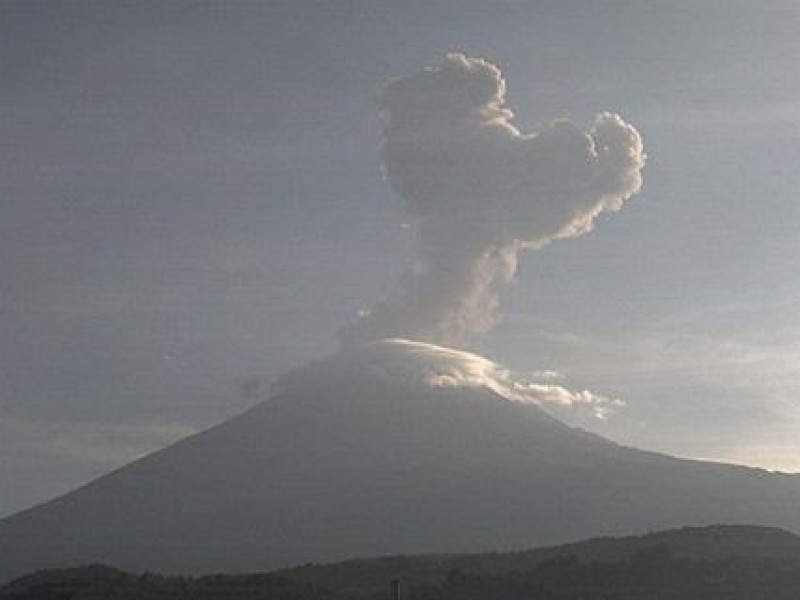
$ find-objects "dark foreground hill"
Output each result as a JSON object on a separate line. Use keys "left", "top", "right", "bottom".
{"left": 2, "top": 341, "right": 800, "bottom": 582}
{"left": 0, "top": 564, "right": 347, "bottom": 600}
{"left": 4, "top": 525, "right": 800, "bottom": 600}
{"left": 275, "top": 524, "right": 800, "bottom": 597}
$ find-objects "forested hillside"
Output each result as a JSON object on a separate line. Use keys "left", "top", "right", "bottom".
{"left": 4, "top": 526, "right": 800, "bottom": 600}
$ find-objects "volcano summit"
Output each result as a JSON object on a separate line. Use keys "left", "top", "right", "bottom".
{"left": 1, "top": 339, "right": 799, "bottom": 582}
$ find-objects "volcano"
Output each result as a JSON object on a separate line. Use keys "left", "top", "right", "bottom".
{"left": 2, "top": 340, "right": 799, "bottom": 583}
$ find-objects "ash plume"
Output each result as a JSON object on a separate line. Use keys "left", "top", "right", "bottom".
{"left": 340, "top": 53, "right": 645, "bottom": 348}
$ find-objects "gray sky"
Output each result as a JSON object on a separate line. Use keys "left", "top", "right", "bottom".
{"left": 3, "top": 0, "right": 800, "bottom": 517}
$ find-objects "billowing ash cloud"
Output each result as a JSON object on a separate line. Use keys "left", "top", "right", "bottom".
{"left": 340, "top": 53, "right": 645, "bottom": 348}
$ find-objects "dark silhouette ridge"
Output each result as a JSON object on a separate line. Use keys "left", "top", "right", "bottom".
{"left": 4, "top": 525, "right": 800, "bottom": 600}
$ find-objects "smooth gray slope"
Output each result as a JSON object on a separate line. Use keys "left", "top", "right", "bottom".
{"left": 2, "top": 359, "right": 799, "bottom": 583}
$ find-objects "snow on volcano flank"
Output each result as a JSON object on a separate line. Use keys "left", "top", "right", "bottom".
{"left": 339, "top": 53, "right": 645, "bottom": 349}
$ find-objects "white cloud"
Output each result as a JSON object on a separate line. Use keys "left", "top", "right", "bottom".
{"left": 277, "top": 338, "right": 621, "bottom": 422}
{"left": 496, "top": 310, "right": 800, "bottom": 472}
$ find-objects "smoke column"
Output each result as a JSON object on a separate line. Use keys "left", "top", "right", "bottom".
{"left": 340, "top": 53, "right": 645, "bottom": 348}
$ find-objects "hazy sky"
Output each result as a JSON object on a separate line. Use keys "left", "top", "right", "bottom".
{"left": 3, "top": 0, "right": 800, "bottom": 517}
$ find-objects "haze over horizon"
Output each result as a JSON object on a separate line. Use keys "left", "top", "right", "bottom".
{"left": 3, "top": 0, "right": 800, "bottom": 518}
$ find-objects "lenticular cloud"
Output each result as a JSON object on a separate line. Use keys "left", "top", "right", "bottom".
{"left": 340, "top": 53, "right": 645, "bottom": 348}
{"left": 275, "top": 338, "right": 621, "bottom": 419}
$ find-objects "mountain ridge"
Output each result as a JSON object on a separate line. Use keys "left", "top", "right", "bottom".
{"left": 2, "top": 345, "right": 799, "bottom": 583}
{"left": 4, "top": 524, "right": 800, "bottom": 600}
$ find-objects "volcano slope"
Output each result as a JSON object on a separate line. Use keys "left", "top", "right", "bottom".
{"left": 1, "top": 340, "right": 799, "bottom": 583}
